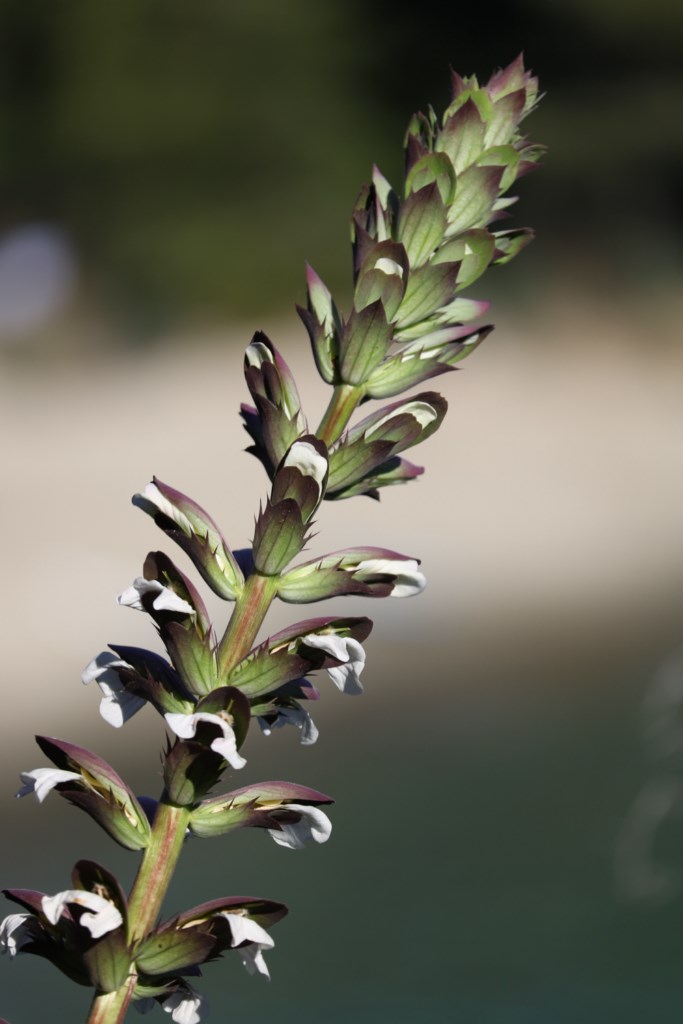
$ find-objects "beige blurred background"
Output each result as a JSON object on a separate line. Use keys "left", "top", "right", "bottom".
{"left": 1, "top": 2, "right": 682, "bottom": 1021}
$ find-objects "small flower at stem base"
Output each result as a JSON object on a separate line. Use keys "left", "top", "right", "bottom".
{"left": 160, "top": 985, "right": 209, "bottom": 1024}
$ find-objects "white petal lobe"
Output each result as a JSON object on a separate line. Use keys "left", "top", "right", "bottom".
{"left": 41, "top": 890, "right": 123, "bottom": 938}
{"left": 16, "top": 768, "right": 82, "bottom": 803}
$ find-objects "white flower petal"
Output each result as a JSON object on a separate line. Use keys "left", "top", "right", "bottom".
{"left": 283, "top": 441, "right": 327, "bottom": 487}
{"left": 240, "top": 944, "right": 271, "bottom": 978}
{"left": 267, "top": 804, "right": 332, "bottom": 850}
{"left": 354, "top": 558, "right": 426, "bottom": 597}
{"left": 0, "top": 913, "right": 41, "bottom": 957}
{"left": 140, "top": 483, "right": 194, "bottom": 536}
{"left": 245, "top": 340, "right": 273, "bottom": 368}
{"left": 223, "top": 914, "right": 273, "bottom": 949}
{"left": 374, "top": 256, "right": 404, "bottom": 278}
{"left": 302, "top": 634, "right": 366, "bottom": 694}
{"left": 117, "top": 578, "right": 195, "bottom": 617}
{"left": 41, "top": 890, "right": 123, "bottom": 939}
{"left": 365, "top": 400, "right": 438, "bottom": 438}
{"left": 222, "top": 913, "right": 274, "bottom": 980}
{"left": 302, "top": 632, "right": 347, "bottom": 662}
{"left": 82, "top": 652, "right": 146, "bottom": 728}
{"left": 16, "top": 768, "right": 82, "bottom": 803}
{"left": 161, "top": 987, "right": 209, "bottom": 1024}
{"left": 257, "top": 706, "right": 319, "bottom": 746}
{"left": 164, "top": 712, "right": 246, "bottom": 770}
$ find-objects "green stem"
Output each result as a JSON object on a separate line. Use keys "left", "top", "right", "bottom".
{"left": 126, "top": 801, "right": 191, "bottom": 942}
{"left": 87, "top": 978, "right": 137, "bottom": 1024}
{"left": 317, "top": 383, "right": 364, "bottom": 446}
{"left": 217, "top": 572, "right": 277, "bottom": 676}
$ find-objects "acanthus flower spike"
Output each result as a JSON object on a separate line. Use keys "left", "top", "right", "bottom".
{"left": 2, "top": 57, "right": 543, "bottom": 1023}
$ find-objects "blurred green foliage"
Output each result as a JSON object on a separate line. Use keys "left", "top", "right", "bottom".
{"left": 0, "top": 0, "right": 680, "bottom": 332}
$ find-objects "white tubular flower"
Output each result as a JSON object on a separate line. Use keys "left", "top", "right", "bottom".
{"left": 302, "top": 634, "right": 366, "bottom": 694}
{"left": 164, "top": 712, "right": 246, "bottom": 770}
{"left": 0, "top": 913, "right": 41, "bottom": 957}
{"left": 41, "top": 890, "right": 123, "bottom": 939}
{"left": 161, "top": 986, "right": 209, "bottom": 1024}
{"left": 117, "top": 578, "right": 195, "bottom": 616}
{"left": 352, "top": 557, "right": 426, "bottom": 597}
{"left": 258, "top": 706, "right": 319, "bottom": 746}
{"left": 222, "top": 913, "right": 274, "bottom": 980}
{"left": 82, "top": 652, "right": 146, "bottom": 728}
{"left": 267, "top": 804, "right": 332, "bottom": 851}
{"left": 16, "top": 768, "right": 82, "bottom": 803}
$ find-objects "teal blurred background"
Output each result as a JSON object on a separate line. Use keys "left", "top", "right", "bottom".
{"left": 1, "top": 1, "right": 682, "bottom": 1021}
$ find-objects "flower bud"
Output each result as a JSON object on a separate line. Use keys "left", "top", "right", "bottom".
{"left": 133, "top": 479, "right": 244, "bottom": 600}
{"left": 252, "top": 437, "right": 328, "bottom": 576}
{"left": 326, "top": 393, "right": 446, "bottom": 499}
{"left": 364, "top": 323, "right": 491, "bottom": 399}
{"left": 296, "top": 265, "right": 342, "bottom": 384}
{"left": 278, "top": 547, "right": 425, "bottom": 602}
{"left": 243, "top": 332, "right": 307, "bottom": 472}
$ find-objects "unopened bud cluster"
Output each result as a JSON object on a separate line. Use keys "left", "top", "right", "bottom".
{"left": 2, "top": 57, "right": 542, "bottom": 1024}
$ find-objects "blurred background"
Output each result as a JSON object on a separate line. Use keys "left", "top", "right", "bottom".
{"left": 1, "top": 0, "right": 682, "bottom": 1021}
